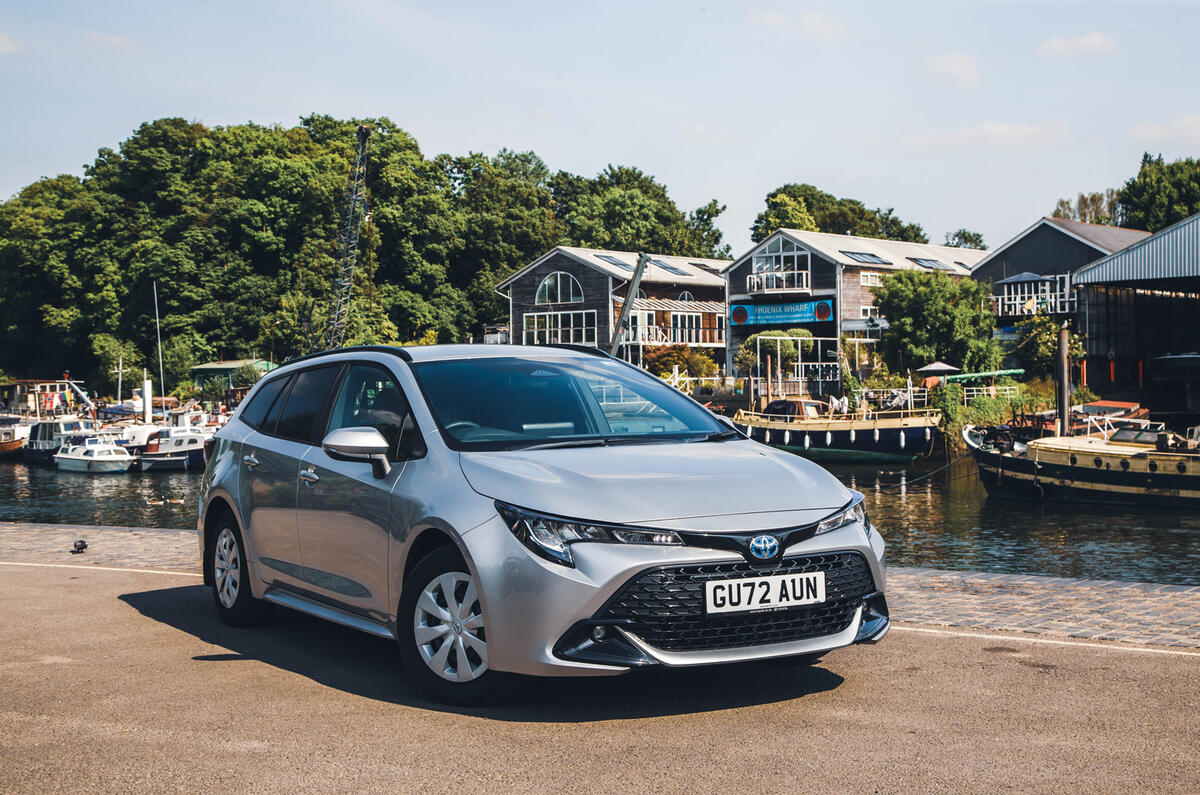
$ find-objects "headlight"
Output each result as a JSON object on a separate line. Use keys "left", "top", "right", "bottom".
{"left": 496, "top": 502, "right": 682, "bottom": 567}
{"left": 815, "top": 497, "right": 870, "bottom": 537}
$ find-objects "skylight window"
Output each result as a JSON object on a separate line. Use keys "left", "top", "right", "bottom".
{"left": 595, "top": 254, "right": 634, "bottom": 272}
{"left": 908, "top": 257, "right": 953, "bottom": 271}
{"left": 841, "top": 251, "right": 891, "bottom": 265}
{"left": 650, "top": 258, "right": 690, "bottom": 276}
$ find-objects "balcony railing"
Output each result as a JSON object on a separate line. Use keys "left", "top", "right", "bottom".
{"left": 989, "top": 292, "right": 1077, "bottom": 316}
{"left": 627, "top": 325, "right": 725, "bottom": 346}
{"left": 746, "top": 270, "right": 811, "bottom": 294}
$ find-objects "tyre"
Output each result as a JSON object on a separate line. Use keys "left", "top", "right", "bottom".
{"left": 209, "top": 519, "right": 271, "bottom": 626}
{"left": 396, "top": 546, "right": 512, "bottom": 705}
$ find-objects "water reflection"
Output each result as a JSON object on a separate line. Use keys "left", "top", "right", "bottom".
{"left": 829, "top": 457, "right": 1200, "bottom": 586}
{"left": 3, "top": 456, "right": 1198, "bottom": 586}
{"left": 0, "top": 461, "right": 201, "bottom": 529}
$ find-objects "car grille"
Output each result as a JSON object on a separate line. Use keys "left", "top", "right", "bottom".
{"left": 596, "top": 552, "right": 875, "bottom": 652}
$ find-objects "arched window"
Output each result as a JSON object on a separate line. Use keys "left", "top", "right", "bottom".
{"left": 535, "top": 272, "right": 584, "bottom": 305}
{"left": 678, "top": 290, "right": 695, "bottom": 302}
{"left": 636, "top": 289, "right": 647, "bottom": 299}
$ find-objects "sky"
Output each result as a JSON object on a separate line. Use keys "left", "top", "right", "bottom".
{"left": 1, "top": 1, "right": 1198, "bottom": 256}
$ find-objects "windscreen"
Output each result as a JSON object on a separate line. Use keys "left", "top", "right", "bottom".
{"left": 410, "top": 356, "right": 725, "bottom": 450}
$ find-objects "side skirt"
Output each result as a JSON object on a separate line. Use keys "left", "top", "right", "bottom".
{"left": 262, "top": 589, "right": 395, "bottom": 640}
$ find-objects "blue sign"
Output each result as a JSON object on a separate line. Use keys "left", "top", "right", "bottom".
{"left": 730, "top": 300, "right": 833, "bottom": 326}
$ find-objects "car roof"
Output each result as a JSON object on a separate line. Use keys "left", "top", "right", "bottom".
{"left": 276, "top": 343, "right": 606, "bottom": 371}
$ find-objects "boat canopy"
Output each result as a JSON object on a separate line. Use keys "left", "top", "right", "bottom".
{"left": 943, "top": 369, "right": 1026, "bottom": 382}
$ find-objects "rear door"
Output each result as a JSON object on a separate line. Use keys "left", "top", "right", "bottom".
{"left": 238, "top": 365, "right": 342, "bottom": 590}
{"left": 296, "top": 362, "right": 424, "bottom": 621}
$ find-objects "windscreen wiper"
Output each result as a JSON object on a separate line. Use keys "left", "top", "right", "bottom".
{"left": 686, "top": 428, "right": 743, "bottom": 442}
{"left": 518, "top": 436, "right": 665, "bottom": 451}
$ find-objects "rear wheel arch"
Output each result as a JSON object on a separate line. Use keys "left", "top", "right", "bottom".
{"left": 202, "top": 497, "right": 238, "bottom": 587}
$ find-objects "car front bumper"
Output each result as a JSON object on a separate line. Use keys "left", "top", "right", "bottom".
{"left": 460, "top": 514, "right": 887, "bottom": 677}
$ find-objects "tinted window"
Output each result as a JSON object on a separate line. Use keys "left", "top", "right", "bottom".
{"left": 409, "top": 356, "right": 723, "bottom": 451}
{"left": 274, "top": 366, "right": 342, "bottom": 443}
{"left": 327, "top": 364, "right": 424, "bottom": 460}
{"left": 240, "top": 376, "right": 291, "bottom": 430}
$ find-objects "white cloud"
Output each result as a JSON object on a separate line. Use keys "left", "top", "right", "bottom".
{"left": 1131, "top": 113, "right": 1200, "bottom": 148}
{"left": 904, "top": 121, "right": 1070, "bottom": 151}
{"left": 83, "top": 32, "right": 138, "bottom": 52}
{"left": 750, "top": 9, "right": 841, "bottom": 39}
{"left": 1037, "top": 32, "right": 1116, "bottom": 58}
{"left": 0, "top": 32, "right": 23, "bottom": 54}
{"left": 927, "top": 52, "right": 978, "bottom": 90}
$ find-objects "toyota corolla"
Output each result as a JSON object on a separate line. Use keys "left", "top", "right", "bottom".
{"left": 197, "top": 344, "right": 888, "bottom": 704}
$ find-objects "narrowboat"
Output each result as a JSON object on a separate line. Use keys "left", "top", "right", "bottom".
{"left": 733, "top": 398, "right": 941, "bottom": 462}
{"left": 962, "top": 424, "right": 1200, "bottom": 508}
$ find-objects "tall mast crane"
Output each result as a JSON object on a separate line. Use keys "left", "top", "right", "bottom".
{"left": 323, "top": 124, "right": 371, "bottom": 350}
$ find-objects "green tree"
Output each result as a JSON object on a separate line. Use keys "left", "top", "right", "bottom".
{"left": 944, "top": 228, "right": 986, "bottom": 249}
{"left": 750, "top": 184, "right": 928, "bottom": 244}
{"left": 751, "top": 192, "right": 817, "bottom": 239}
{"left": 1010, "top": 315, "right": 1086, "bottom": 378}
{"left": 872, "top": 271, "right": 1000, "bottom": 374}
{"left": 1118, "top": 153, "right": 1200, "bottom": 232}
{"left": 1051, "top": 189, "right": 1121, "bottom": 226}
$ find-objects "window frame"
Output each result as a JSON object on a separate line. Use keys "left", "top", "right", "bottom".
{"left": 270, "top": 364, "right": 345, "bottom": 445}
{"left": 535, "top": 271, "right": 585, "bottom": 305}
{"left": 324, "top": 361, "right": 427, "bottom": 462}
{"left": 238, "top": 373, "right": 293, "bottom": 432}
{"left": 522, "top": 310, "right": 598, "bottom": 346}
{"left": 859, "top": 271, "right": 883, "bottom": 287}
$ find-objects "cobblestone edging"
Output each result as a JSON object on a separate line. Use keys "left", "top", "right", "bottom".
{"left": 3, "top": 522, "right": 1199, "bottom": 649}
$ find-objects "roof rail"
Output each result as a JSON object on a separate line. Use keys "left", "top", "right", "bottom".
{"left": 282, "top": 345, "right": 412, "bottom": 366}
{"left": 542, "top": 344, "right": 614, "bottom": 359}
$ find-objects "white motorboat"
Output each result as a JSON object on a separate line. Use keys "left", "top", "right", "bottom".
{"left": 54, "top": 438, "right": 136, "bottom": 473}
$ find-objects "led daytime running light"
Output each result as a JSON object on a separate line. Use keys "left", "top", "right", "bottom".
{"left": 497, "top": 503, "right": 683, "bottom": 567}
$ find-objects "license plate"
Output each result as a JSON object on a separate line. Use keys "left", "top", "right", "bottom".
{"left": 705, "top": 572, "right": 826, "bottom": 615}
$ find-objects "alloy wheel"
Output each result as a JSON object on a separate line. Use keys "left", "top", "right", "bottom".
{"left": 214, "top": 527, "right": 241, "bottom": 609}
{"left": 413, "top": 572, "right": 488, "bottom": 682}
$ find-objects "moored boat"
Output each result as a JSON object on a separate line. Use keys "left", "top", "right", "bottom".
{"left": 139, "top": 426, "right": 210, "bottom": 471}
{"left": 0, "top": 419, "right": 32, "bottom": 459}
{"left": 963, "top": 423, "right": 1200, "bottom": 508}
{"left": 54, "top": 438, "right": 136, "bottom": 474}
{"left": 734, "top": 398, "right": 941, "bottom": 462}
{"left": 24, "top": 417, "right": 100, "bottom": 465}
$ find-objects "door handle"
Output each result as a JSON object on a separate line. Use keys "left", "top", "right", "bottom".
{"left": 299, "top": 469, "right": 320, "bottom": 485}
{"left": 243, "top": 453, "right": 260, "bottom": 469}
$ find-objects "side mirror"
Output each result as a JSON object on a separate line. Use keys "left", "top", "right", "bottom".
{"left": 322, "top": 426, "right": 392, "bottom": 478}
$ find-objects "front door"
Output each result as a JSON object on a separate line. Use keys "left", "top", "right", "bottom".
{"left": 296, "top": 363, "right": 423, "bottom": 621}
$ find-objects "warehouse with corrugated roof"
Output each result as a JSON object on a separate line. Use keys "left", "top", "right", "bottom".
{"left": 1073, "top": 212, "right": 1200, "bottom": 416}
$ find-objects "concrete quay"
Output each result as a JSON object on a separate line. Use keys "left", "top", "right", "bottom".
{"left": 1, "top": 522, "right": 1198, "bottom": 793}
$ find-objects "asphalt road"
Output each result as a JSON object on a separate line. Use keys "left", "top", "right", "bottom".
{"left": 1, "top": 563, "right": 1197, "bottom": 793}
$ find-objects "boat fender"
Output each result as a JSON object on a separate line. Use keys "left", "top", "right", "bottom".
{"left": 873, "top": 429, "right": 879, "bottom": 443}
{"left": 925, "top": 427, "right": 930, "bottom": 442}
{"left": 804, "top": 434, "right": 810, "bottom": 449}
{"left": 850, "top": 429, "right": 855, "bottom": 443}
{"left": 899, "top": 431, "right": 905, "bottom": 450}
{"left": 764, "top": 430, "right": 770, "bottom": 445}
{"left": 825, "top": 431, "right": 831, "bottom": 447}
{"left": 784, "top": 430, "right": 790, "bottom": 445}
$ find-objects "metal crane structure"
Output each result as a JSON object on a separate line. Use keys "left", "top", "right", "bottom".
{"left": 323, "top": 124, "right": 372, "bottom": 351}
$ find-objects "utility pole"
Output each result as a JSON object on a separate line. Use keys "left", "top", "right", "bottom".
{"left": 609, "top": 252, "right": 651, "bottom": 358}
{"left": 1057, "top": 322, "right": 1071, "bottom": 437}
{"left": 112, "top": 355, "right": 129, "bottom": 403}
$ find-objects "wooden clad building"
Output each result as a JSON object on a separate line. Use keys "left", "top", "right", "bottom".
{"left": 722, "top": 229, "right": 987, "bottom": 375}
{"left": 495, "top": 246, "right": 731, "bottom": 362}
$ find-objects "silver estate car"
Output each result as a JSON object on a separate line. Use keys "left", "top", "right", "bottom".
{"left": 198, "top": 344, "right": 888, "bottom": 703}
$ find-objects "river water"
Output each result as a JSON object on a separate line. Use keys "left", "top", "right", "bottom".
{"left": 1, "top": 457, "right": 1198, "bottom": 586}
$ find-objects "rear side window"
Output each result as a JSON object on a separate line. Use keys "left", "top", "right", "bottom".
{"left": 240, "top": 376, "right": 291, "bottom": 430}
{"left": 274, "top": 366, "right": 342, "bottom": 444}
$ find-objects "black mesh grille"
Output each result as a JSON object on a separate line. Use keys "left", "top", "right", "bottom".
{"left": 596, "top": 552, "right": 875, "bottom": 652}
